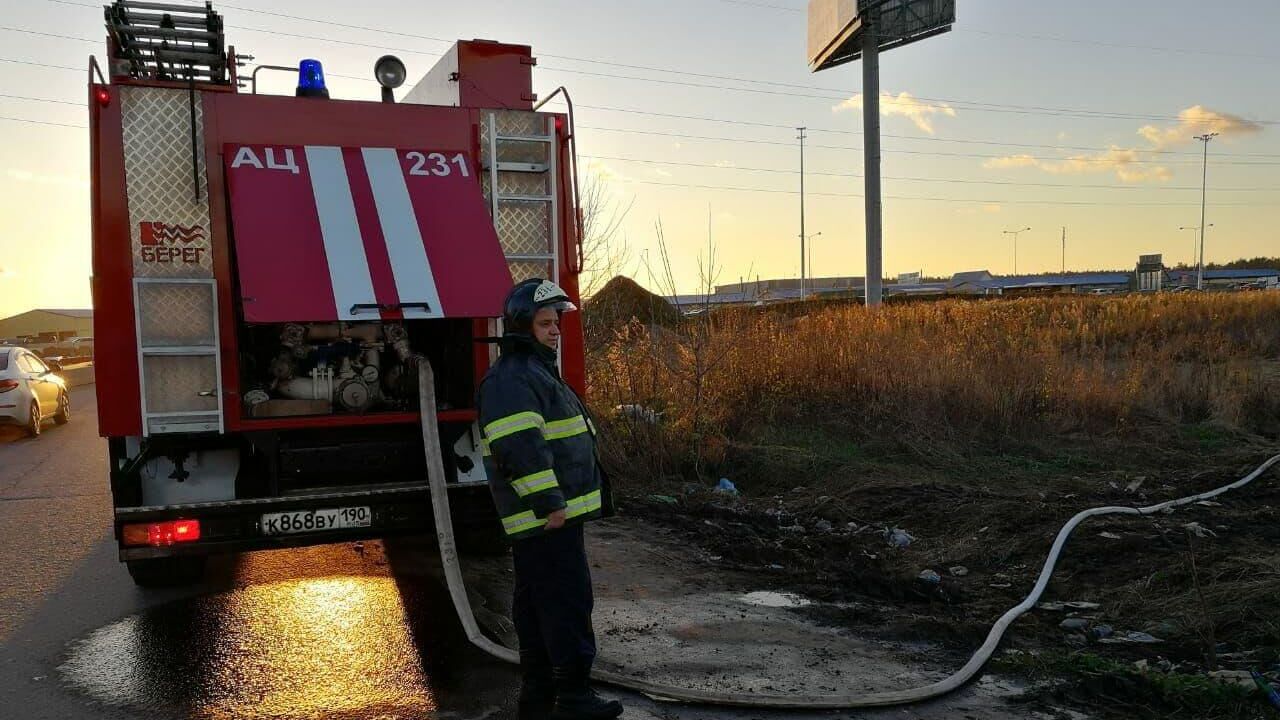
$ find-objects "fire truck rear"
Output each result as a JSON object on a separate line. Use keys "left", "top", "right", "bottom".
{"left": 89, "top": 1, "right": 585, "bottom": 585}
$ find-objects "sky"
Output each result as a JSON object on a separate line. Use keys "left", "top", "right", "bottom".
{"left": 1, "top": 0, "right": 1278, "bottom": 317}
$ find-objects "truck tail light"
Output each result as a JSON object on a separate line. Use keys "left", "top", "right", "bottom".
{"left": 0, "top": 379, "right": 19, "bottom": 393}
{"left": 123, "top": 519, "right": 201, "bottom": 547}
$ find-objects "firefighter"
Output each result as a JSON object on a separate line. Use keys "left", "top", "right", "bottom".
{"left": 478, "top": 278, "right": 623, "bottom": 720}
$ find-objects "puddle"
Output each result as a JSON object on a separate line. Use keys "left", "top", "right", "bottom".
{"left": 739, "top": 591, "right": 813, "bottom": 608}
{"left": 58, "top": 543, "right": 512, "bottom": 719}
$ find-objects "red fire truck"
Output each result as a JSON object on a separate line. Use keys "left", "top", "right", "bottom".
{"left": 89, "top": 1, "right": 585, "bottom": 585}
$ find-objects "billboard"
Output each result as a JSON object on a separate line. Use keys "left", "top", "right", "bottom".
{"left": 897, "top": 271, "right": 922, "bottom": 285}
{"left": 809, "top": 0, "right": 956, "bottom": 71}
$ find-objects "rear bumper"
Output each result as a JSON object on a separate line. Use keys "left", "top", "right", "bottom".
{"left": 0, "top": 402, "right": 26, "bottom": 425}
{"left": 115, "top": 482, "right": 492, "bottom": 561}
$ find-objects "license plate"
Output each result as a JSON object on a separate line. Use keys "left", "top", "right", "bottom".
{"left": 260, "top": 506, "right": 372, "bottom": 536}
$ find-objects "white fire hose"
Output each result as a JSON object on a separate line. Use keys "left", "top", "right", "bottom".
{"left": 418, "top": 361, "right": 1280, "bottom": 708}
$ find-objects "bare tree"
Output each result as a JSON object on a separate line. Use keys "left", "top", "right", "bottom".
{"left": 643, "top": 218, "right": 727, "bottom": 478}
{"left": 577, "top": 172, "right": 635, "bottom": 298}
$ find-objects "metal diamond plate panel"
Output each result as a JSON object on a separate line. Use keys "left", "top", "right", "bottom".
{"left": 496, "top": 140, "right": 548, "bottom": 164}
{"left": 495, "top": 111, "right": 545, "bottom": 137}
{"left": 497, "top": 201, "right": 551, "bottom": 255}
{"left": 143, "top": 355, "right": 219, "bottom": 414}
{"left": 508, "top": 261, "right": 553, "bottom": 284}
{"left": 497, "top": 171, "right": 548, "bottom": 197}
{"left": 480, "top": 115, "right": 492, "bottom": 169}
{"left": 138, "top": 282, "right": 216, "bottom": 347}
{"left": 121, "top": 86, "right": 213, "bottom": 279}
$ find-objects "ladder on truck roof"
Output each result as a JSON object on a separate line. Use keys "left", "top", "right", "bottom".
{"left": 481, "top": 111, "right": 560, "bottom": 286}
{"left": 105, "top": 0, "right": 230, "bottom": 84}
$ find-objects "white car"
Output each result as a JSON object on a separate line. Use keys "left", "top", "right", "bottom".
{"left": 0, "top": 346, "right": 70, "bottom": 436}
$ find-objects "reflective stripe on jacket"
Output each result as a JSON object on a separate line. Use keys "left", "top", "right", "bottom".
{"left": 478, "top": 337, "right": 603, "bottom": 541}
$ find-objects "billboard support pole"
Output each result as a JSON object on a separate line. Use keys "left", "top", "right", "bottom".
{"left": 862, "top": 15, "right": 883, "bottom": 307}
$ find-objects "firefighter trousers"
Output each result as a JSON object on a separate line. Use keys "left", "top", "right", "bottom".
{"left": 510, "top": 523, "right": 597, "bottom": 670}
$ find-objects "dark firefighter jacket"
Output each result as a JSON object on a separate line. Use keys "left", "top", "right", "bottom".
{"left": 478, "top": 334, "right": 607, "bottom": 541}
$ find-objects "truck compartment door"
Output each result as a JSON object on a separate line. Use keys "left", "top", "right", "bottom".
{"left": 223, "top": 144, "right": 512, "bottom": 323}
{"left": 133, "top": 278, "right": 224, "bottom": 435}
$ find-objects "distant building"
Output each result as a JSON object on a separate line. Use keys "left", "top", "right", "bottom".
{"left": 1167, "top": 268, "right": 1280, "bottom": 289}
{"left": 947, "top": 271, "right": 1004, "bottom": 295}
{"left": 1134, "top": 254, "right": 1167, "bottom": 292}
{"left": 0, "top": 309, "right": 93, "bottom": 343}
{"left": 663, "top": 262, "right": 1280, "bottom": 313}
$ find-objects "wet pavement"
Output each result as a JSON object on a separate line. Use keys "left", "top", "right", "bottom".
{"left": 0, "top": 389, "right": 1084, "bottom": 719}
{"left": 58, "top": 542, "right": 512, "bottom": 720}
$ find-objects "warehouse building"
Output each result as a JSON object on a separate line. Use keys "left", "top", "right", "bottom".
{"left": 0, "top": 309, "right": 93, "bottom": 345}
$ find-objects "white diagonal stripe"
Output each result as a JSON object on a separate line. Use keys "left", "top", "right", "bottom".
{"left": 362, "top": 147, "right": 442, "bottom": 319}
{"left": 305, "top": 146, "right": 377, "bottom": 321}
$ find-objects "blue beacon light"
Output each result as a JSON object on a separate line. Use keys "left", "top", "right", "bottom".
{"left": 296, "top": 59, "right": 329, "bottom": 99}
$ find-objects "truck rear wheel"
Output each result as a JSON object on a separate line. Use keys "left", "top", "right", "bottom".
{"left": 126, "top": 556, "right": 207, "bottom": 587}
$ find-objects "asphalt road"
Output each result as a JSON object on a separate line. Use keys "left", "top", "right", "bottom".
{"left": 0, "top": 388, "right": 521, "bottom": 720}
{"left": 0, "top": 389, "right": 1049, "bottom": 720}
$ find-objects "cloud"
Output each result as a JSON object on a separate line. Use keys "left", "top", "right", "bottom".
{"left": 651, "top": 168, "right": 673, "bottom": 178}
{"left": 982, "top": 203, "right": 1003, "bottom": 214}
{"left": 833, "top": 91, "right": 957, "bottom": 134}
{"left": 1138, "top": 105, "right": 1264, "bottom": 149}
{"left": 586, "top": 159, "right": 628, "bottom": 184}
{"left": 0, "top": 266, "right": 15, "bottom": 279}
{"left": 1056, "top": 131, "right": 1069, "bottom": 141}
{"left": 983, "top": 105, "right": 1262, "bottom": 184}
{"left": 983, "top": 147, "right": 1172, "bottom": 184}
{"left": 984, "top": 155, "right": 1039, "bottom": 170}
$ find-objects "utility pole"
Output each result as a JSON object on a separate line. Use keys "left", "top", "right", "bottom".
{"left": 805, "top": 231, "right": 822, "bottom": 286}
{"left": 797, "top": 127, "right": 807, "bottom": 301}
{"left": 1002, "top": 227, "right": 1031, "bottom": 275}
{"left": 1179, "top": 226, "right": 1197, "bottom": 267}
{"left": 862, "top": 18, "right": 883, "bottom": 307}
{"left": 1059, "top": 225, "right": 1070, "bottom": 272}
{"left": 1195, "top": 132, "right": 1218, "bottom": 290}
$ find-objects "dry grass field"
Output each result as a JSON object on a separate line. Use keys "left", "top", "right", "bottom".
{"left": 585, "top": 291, "right": 1280, "bottom": 719}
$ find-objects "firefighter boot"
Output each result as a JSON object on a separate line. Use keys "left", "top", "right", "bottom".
{"left": 550, "top": 665, "right": 623, "bottom": 720}
{"left": 518, "top": 649, "right": 556, "bottom": 718}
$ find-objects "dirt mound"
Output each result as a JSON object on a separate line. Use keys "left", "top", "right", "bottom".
{"left": 583, "top": 275, "right": 681, "bottom": 345}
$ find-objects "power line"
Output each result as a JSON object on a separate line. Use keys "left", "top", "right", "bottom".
{"left": 0, "top": 48, "right": 1261, "bottom": 160}
{"left": 0, "top": 56, "right": 81, "bottom": 72}
{"left": 3, "top": 49, "right": 1276, "bottom": 166}
{"left": 0, "top": 93, "right": 81, "bottom": 106}
{"left": 1, "top": 106, "right": 1270, "bottom": 193}
{"left": 579, "top": 154, "right": 1280, "bottom": 191}
{"left": 0, "top": 115, "right": 84, "bottom": 128}
{"left": 566, "top": 102, "right": 1278, "bottom": 159}
{"left": 954, "top": 28, "right": 1280, "bottom": 63}
{"left": 541, "top": 64, "right": 1280, "bottom": 125}
{"left": 2, "top": 74, "right": 1273, "bottom": 168}
{"left": 575, "top": 125, "right": 1280, "bottom": 166}
{"left": 707, "top": 0, "right": 1280, "bottom": 62}
{"left": 616, "top": 178, "right": 1267, "bottom": 206}
{"left": 30, "top": 2, "right": 1279, "bottom": 126}
{"left": 0, "top": 114, "right": 1270, "bottom": 206}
